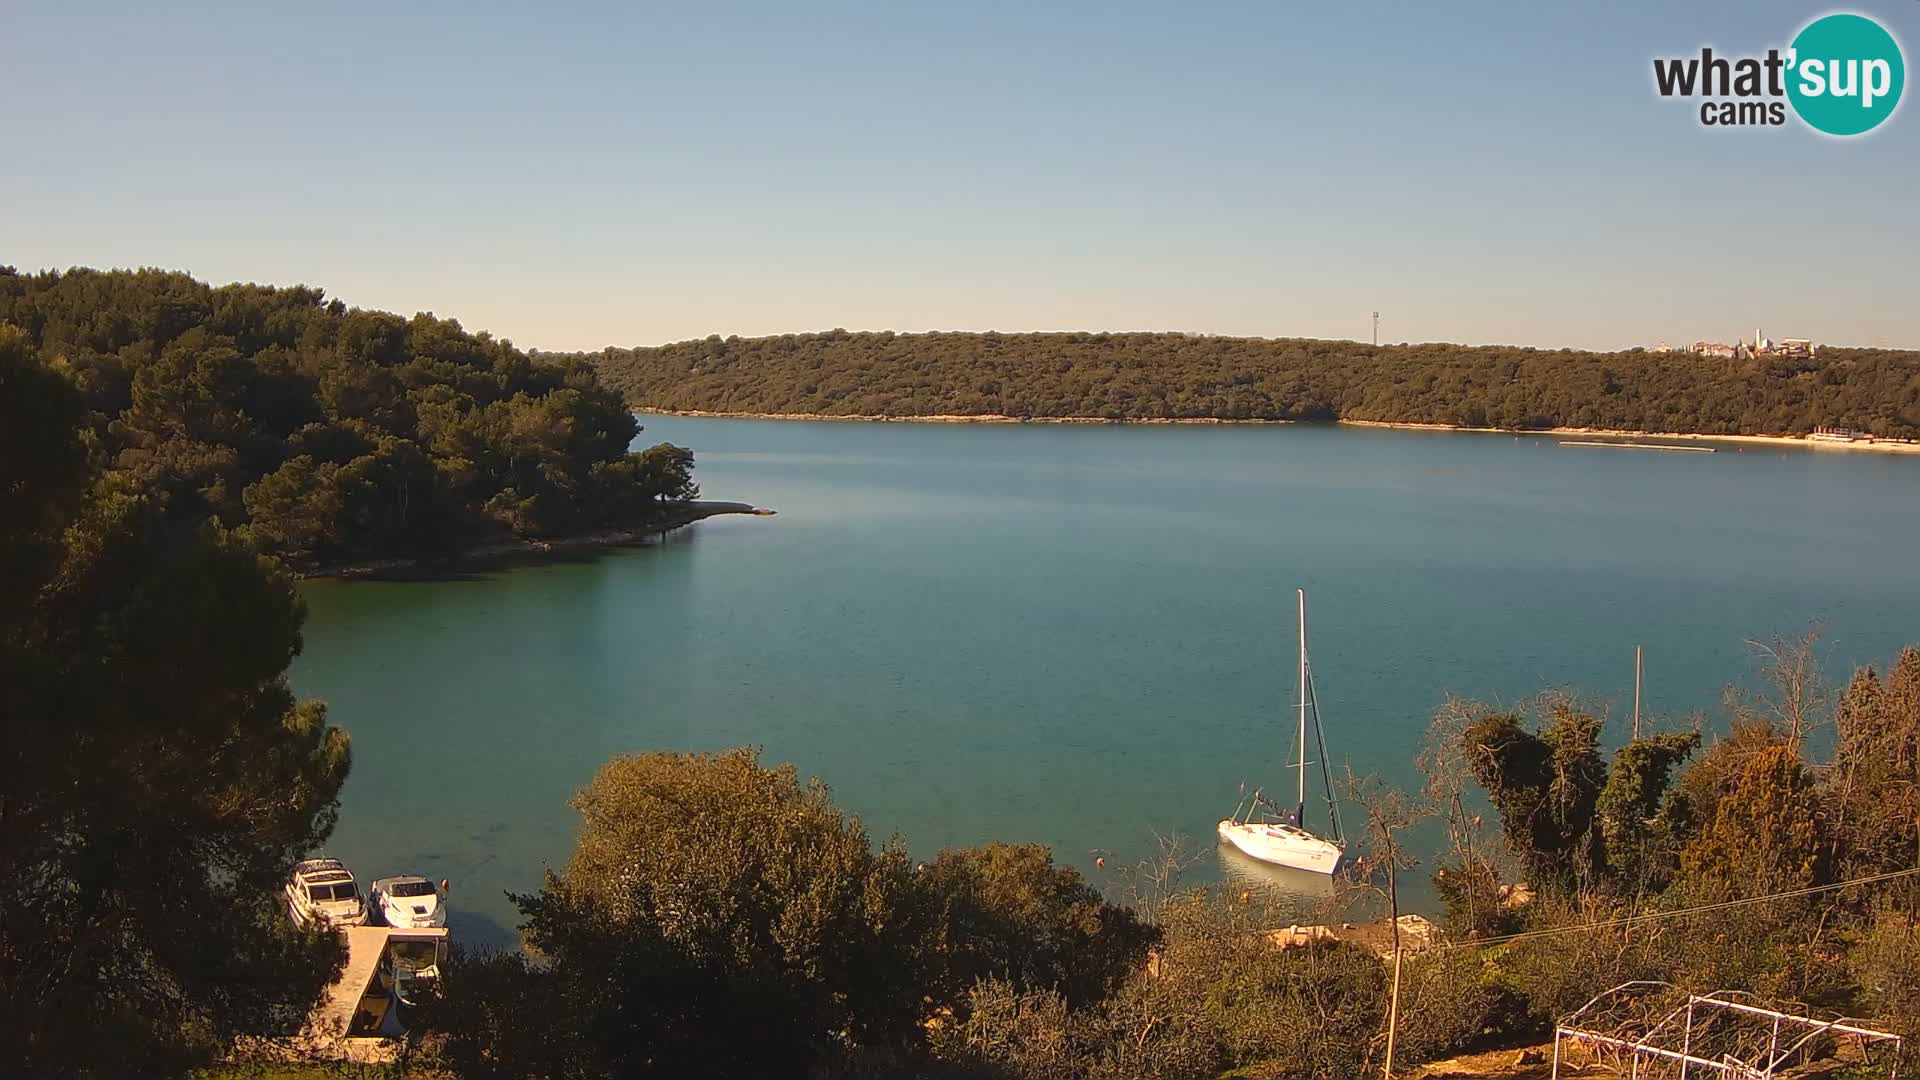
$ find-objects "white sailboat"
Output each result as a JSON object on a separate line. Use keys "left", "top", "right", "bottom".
{"left": 1217, "top": 589, "right": 1346, "bottom": 875}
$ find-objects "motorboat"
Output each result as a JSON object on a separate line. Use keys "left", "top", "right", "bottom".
{"left": 286, "top": 858, "right": 369, "bottom": 928}
{"left": 370, "top": 875, "right": 447, "bottom": 929}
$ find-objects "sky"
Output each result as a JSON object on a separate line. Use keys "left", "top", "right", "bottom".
{"left": 4, "top": 2, "right": 1917, "bottom": 352}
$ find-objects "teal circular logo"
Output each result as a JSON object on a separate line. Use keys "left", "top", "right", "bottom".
{"left": 1787, "top": 14, "right": 1904, "bottom": 136}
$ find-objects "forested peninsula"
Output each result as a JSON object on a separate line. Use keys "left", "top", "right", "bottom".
{"left": 584, "top": 331, "right": 1920, "bottom": 439}
{"left": 0, "top": 268, "right": 701, "bottom": 573}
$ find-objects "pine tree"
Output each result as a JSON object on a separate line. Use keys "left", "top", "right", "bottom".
{"left": 1680, "top": 744, "right": 1824, "bottom": 896}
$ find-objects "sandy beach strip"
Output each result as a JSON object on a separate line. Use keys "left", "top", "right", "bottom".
{"left": 633, "top": 409, "right": 1920, "bottom": 455}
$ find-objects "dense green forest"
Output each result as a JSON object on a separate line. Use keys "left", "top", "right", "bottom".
{"left": 4, "top": 323, "right": 353, "bottom": 1076}
{"left": 584, "top": 330, "right": 1920, "bottom": 438}
{"left": 0, "top": 267, "right": 696, "bottom": 570}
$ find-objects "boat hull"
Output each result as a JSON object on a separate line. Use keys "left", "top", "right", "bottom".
{"left": 1218, "top": 843, "right": 1339, "bottom": 898}
{"left": 1217, "top": 819, "right": 1344, "bottom": 875}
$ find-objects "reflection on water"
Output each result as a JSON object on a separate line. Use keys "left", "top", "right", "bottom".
{"left": 1214, "top": 843, "right": 1390, "bottom": 929}
{"left": 1215, "top": 843, "right": 1338, "bottom": 899}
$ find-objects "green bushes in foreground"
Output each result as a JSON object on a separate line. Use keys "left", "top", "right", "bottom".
{"left": 406, "top": 640, "right": 1920, "bottom": 1079}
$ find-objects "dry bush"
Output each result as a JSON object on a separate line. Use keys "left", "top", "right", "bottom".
{"left": 1390, "top": 948, "right": 1539, "bottom": 1064}
{"left": 928, "top": 888, "right": 1389, "bottom": 1080}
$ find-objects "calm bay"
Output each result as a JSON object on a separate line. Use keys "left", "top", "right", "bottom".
{"left": 293, "top": 417, "right": 1920, "bottom": 940}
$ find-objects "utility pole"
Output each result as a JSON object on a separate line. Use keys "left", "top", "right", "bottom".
{"left": 1383, "top": 826, "right": 1403, "bottom": 1080}
{"left": 1633, "top": 645, "right": 1644, "bottom": 740}
{"left": 1909, "top": 816, "right": 1919, "bottom": 928}
{"left": 1372, "top": 311, "right": 1380, "bottom": 347}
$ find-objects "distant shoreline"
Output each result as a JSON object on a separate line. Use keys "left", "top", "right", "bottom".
{"left": 1336, "top": 419, "right": 1920, "bottom": 455}
{"left": 637, "top": 409, "right": 1920, "bottom": 455}
{"left": 296, "top": 501, "right": 768, "bottom": 581}
{"left": 639, "top": 408, "right": 1294, "bottom": 425}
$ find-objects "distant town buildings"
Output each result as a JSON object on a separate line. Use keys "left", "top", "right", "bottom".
{"left": 1656, "top": 328, "right": 1818, "bottom": 359}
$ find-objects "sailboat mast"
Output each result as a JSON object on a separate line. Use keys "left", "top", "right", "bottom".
{"left": 1297, "top": 588, "right": 1308, "bottom": 824}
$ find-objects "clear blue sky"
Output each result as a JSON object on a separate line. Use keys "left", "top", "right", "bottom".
{"left": 4, "top": 2, "right": 1916, "bottom": 350}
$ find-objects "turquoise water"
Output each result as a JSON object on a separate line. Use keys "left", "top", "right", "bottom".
{"left": 293, "top": 418, "right": 1920, "bottom": 942}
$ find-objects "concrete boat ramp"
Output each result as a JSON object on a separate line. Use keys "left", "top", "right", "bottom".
{"left": 291, "top": 925, "right": 449, "bottom": 1062}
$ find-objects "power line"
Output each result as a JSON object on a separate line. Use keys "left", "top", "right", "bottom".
{"left": 1433, "top": 866, "right": 1920, "bottom": 952}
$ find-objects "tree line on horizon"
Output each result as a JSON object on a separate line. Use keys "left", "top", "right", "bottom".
{"left": 581, "top": 329, "right": 1920, "bottom": 438}
{"left": 0, "top": 266, "right": 697, "bottom": 571}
